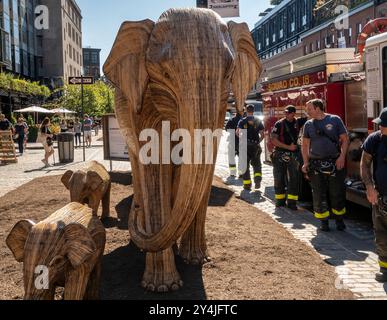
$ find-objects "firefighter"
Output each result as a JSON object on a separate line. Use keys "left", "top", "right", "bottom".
{"left": 226, "top": 109, "right": 244, "bottom": 177}
{"left": 271, "top": 106, "right": 308, "bottom": 210}
{"left": 361, "top": 108, "right": 387, "bottom": 283}
{"left": 237, "top": 104, "right": 264, "bottom": 191}
{"left": 301, "top": 99, "right": 349, "bottom": 232}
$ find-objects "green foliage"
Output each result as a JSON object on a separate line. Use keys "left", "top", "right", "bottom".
{"left": 10, "top": 113, "right": 17, "bottom": 125}
{"left": 27, "top": 115, "right": 35, "bottom": 127}
{"left": 54, "top": 81, "right": 115, "bottom": 117}
{"left": 0, "top": 72, "right": 50, "bottom": 97}
{"left": 27, "top": 125, "right": 39, "bottom": 143}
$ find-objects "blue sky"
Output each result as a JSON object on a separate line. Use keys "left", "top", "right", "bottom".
{"left": 76, "top": 0, "right": 271, "bottom": 69}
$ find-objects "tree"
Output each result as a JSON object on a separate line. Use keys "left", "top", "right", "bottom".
{"left": 51, "top": 81, "right": 115, "bottom": 117}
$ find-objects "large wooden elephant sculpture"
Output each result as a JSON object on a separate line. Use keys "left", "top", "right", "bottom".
{"left": 6, "top": 203, "right": 106, "bottom": 300}
{"left": 103, "top": 8, "right": 262, "bottom": 292}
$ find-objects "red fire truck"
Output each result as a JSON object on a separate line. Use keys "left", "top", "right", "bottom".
{"left": 261, "top": 24, "right": 387, "bottom": 208}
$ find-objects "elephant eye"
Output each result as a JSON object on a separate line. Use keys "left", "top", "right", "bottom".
{"left": 164, "top": 72, "right": 171, "bottom": 80}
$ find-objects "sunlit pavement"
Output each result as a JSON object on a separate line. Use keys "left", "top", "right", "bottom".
{"left": 215, "top": 131, "right": 387, "bottom": 300}
{"left": 1, "top": 131, "right": 387, "bottom": 299}
{"left": 0, "top": 132, "right": 130, "bottom": 197}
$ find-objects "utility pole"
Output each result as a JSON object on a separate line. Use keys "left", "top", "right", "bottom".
{"left": 81, "top": 74, "right": 86, "bottom": 162}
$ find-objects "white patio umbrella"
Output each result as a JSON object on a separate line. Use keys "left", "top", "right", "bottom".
{"left": 51, "top": 108, "right": 76, "bottom": 114}
{"left": 17, "top": 106, "right": 54, "bottom": 123}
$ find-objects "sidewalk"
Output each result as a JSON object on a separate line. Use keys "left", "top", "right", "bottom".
{"left": 1, "top": 131, "right": 387, "bottom": 299}
{"left": 215, "top": 132, "right": 387, "bottom": 300}
{"left": 0, "top": 133, "right": 130, "bottom": 197}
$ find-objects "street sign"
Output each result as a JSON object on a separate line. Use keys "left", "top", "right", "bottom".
{"left": 208, "top": 0, "right": 240, "bottom": 18}
{"left": 68, "top": 76, "right": 95, "bottom": 85}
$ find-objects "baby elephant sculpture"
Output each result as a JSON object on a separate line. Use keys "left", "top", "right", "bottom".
{"left": 104, "top": 8, "right": 261, "bottom": 292}
{"left": 61, "top": 161, "right": 111, "bottom": 219}
{"left": 6, "top": 203, "right": 106, "bottom": 300}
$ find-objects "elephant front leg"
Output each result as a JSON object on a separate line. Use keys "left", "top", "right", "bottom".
{"left": 84, "top": 261, "right": 102, "bottom": 300}
{"left": 179, "top": 195, "right": 210, "bottom": 265}
{"left": 101, "top": 182, "right": 111, "bottom": 219}
{"left": 64, "top": 267, "right": 91, "bottom": 300}
{"left": 142, "top": 248, "right": 183, "bottom": 293}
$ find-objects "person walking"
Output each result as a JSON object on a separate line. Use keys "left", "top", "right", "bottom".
{"left": 361, "top": 108, "right": 387, "bottom": 283}
{"left": 271, "top": 106, "right": 307, "bottom": 210}
{"left": 226, "top": 109, "right": 244, "bottom": 177}
{"left": 0, "top": 114, "right": 12, "bottom": 131}
{"left": 14, "top": 117, "right": 28, "bottom": 156}
{"left": 73, "top": 118, "right": 82, "bottom": 147}
{"left": 40, "top": 117, "right": 55, "bottom": 167}
{"left": 301, "top": 99, "right": 349, "bottom": 232}
{"left": 83, "top": 114, "right": 93, "bottom": 148}
{"left": 237, "top": 104, "right": 265, "bottom": 191}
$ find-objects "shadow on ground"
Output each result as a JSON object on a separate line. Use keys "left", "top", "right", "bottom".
{"left": 100, "top": 242, "right": 207, "bottom": 300}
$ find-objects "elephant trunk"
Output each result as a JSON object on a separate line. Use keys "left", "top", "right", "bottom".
{"left": 129, "top": 86, "right": 227, "bottom": 253}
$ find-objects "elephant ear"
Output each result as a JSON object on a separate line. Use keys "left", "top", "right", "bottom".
{"left": 228, "top": 21, "right": 262, "bottom": 113}
{"left": 64, "top": 223, "right": 96, "bottom": 268}
{"left": 87, "top": 171, "right": 103, "bottom": 192}
{"left": 103, "top": 20, "right": 155, "bottom": 114}
{"left": 6, "top": 220, "right": 35, "bottom": 262}
{"left": 61, "top": 170, "right": 74, "bottom": 190}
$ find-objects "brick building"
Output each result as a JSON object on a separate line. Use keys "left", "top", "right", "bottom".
{"left": 253, "top": 0, "right": 387, "bottom": 79}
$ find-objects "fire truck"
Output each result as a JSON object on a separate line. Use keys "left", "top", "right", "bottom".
{"left": 261, "top": 20, "right": 387, "bottom": 208}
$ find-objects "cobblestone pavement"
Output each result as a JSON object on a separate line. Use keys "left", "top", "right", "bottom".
{"left": 1, "top": 131, "right": 387, "bottom": 299}
{"left": 215, "top": 132, "right": 387, "bottom": 300}
{"left": 0, "top": 133, "right": 130, "bottom": 197}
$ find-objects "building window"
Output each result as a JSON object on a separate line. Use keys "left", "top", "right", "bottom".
{"left": 291, "top": 22, "right": 295, "bottom": 32}
{"left": 304, "top": 45, "right": 308, "bottom": 55}
{"left": 357, "top": 23, "right": 362, "bottom": 34}
{"left": 273, "top": 33, "right": 276, "bottom": 43}
{"left": 310, "top": 43, "right": 314, "bottom": 53}
{"left": 302, "top": 15, "right": 307, "bottom": 26}
{"left": 279, "top": 29, "right": 283, "bottom": 39}
{"left": 348, "top": 27, "right": 352, "bottom": 45}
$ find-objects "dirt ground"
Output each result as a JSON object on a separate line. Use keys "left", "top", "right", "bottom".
{"left": 0, "top": 173, "right": 354, "bottom": 300}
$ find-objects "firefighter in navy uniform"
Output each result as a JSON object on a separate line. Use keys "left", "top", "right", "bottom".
{"left": 361, "top": 108, "right": 387, "bottom": 283}
{"left": 271, "top": 106, "right": 307, "bottom": 210}
{"left": 237, "top": 104, "right": 264, "bottom": 191}
{"left": 302, "top": 99, "right": 349, "bottom": 232}
{"left": 226, "top": 109, "right": 244, "bottom": 177}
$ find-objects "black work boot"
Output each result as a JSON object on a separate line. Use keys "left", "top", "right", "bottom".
{"left": 336, "top": 218, "right": 347, "bottom": 231}
{"left": 243, "top": 184, "right": 252, "bottom": 191}
{"left": 375, "top": 270, "right": 387, "bottom": 283}
{"left": 287, "top": 201, "right": 298, "bottom": 211}
{"left": 276, "top": 200, "right": 286, "bottom": 208}
{"left": 254, "top": 179, "right": 261, "bottom": 191}
{"left": 320, "top": 220, "right": 330, "bottom": 232}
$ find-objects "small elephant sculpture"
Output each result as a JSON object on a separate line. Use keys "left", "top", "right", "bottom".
{"left": 104, "top": 8, "right": 261, "bottom": 292}
{"left": 6, "top": 203, "right": 106, "bottom": 300}
{"left": 61, "top": 161, "right": 111, "bottom": 219}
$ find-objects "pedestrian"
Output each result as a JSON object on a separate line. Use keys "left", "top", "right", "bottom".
{"left": 14, "top": 117, "right": 28, "bottom": 156}
{"left": 237, "top": 104, "right": 265, "bottom": 191}
{"left": 40, "top": 117, "right": 55, "bottom": 167}
{"left": 301, "top": 99, "right": 349, "bottom": 232}
{"left": 0, "top": 114, "right": 12, "bottom": 131}
{"left": 73, "top": 118, "right": 82, "bottom": 147}
{"left": 67, "top": 119, "right": 74, "bottom": 133}
{"left": 226, "top": 108, "right": 244, "bottom": 177}
{"left": 94, "top": 119, "right": 100, "bottom": 136}
{"left": 60, "top": 119, "right": 68, "bottom": 133}
{"left": 360, "top": 108, "right": 387, "bottom": 283}
{"left": 83, "top": 114, "right": 93, "bottom": 148}
{"left": 271, "top": 106, "right": 308, "bottom": 210}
